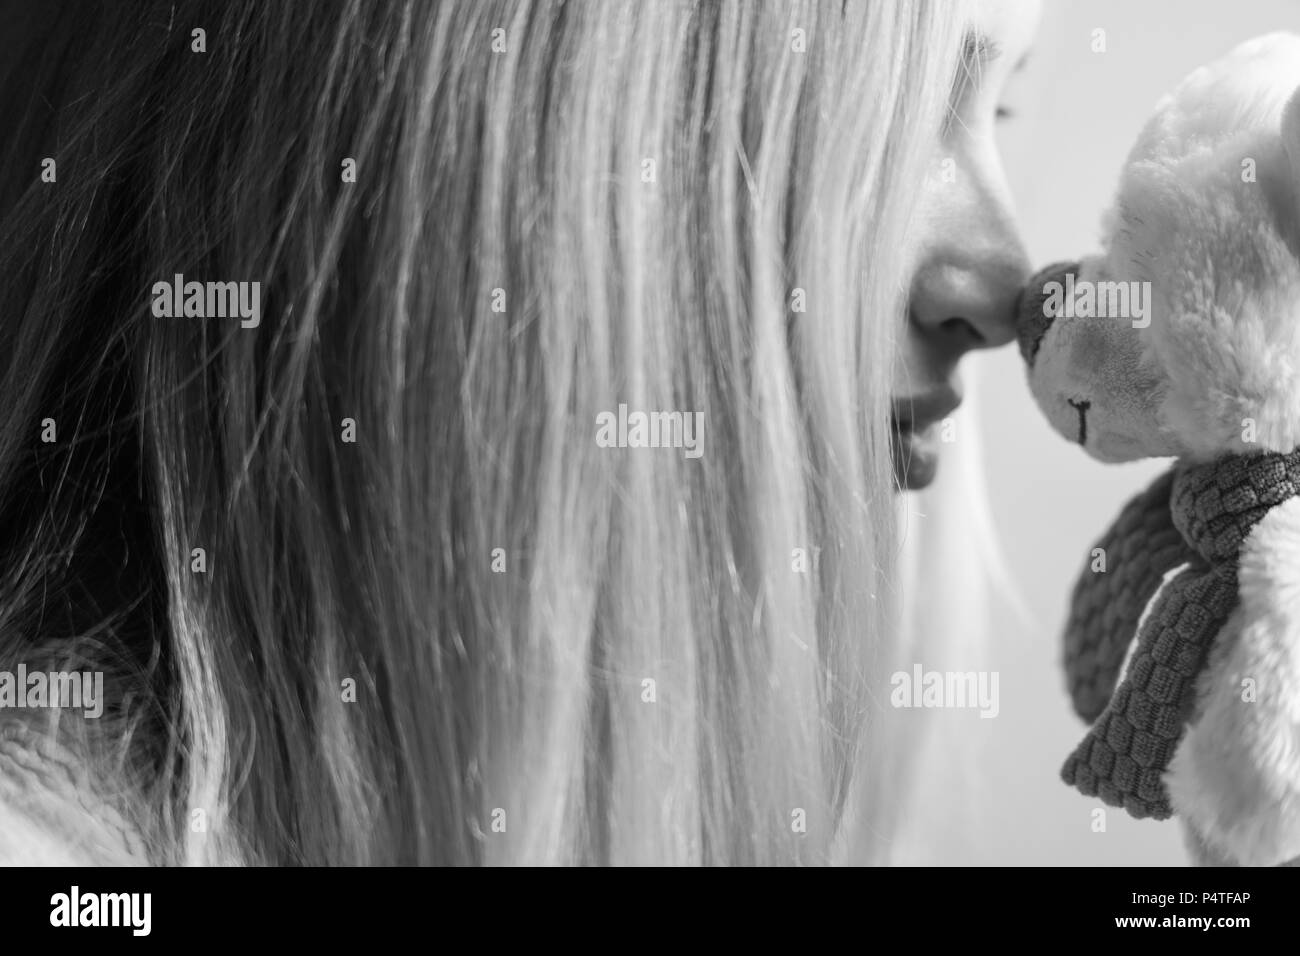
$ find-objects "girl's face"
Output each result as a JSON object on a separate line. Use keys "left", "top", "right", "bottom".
{"left": 892, "top": 0, "right": 1041, "bottom": 489}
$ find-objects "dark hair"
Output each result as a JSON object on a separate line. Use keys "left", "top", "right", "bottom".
{"left": 0, "top": 0, "right": 963, "bottom": 864}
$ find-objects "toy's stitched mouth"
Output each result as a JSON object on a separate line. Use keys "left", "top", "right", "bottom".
{"left": 1067, "top": 398, "right": 1091, "bottom": 445}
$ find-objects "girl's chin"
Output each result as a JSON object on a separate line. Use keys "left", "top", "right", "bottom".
{"left": 891, "top": 423, "right": 940, "bottom": 490}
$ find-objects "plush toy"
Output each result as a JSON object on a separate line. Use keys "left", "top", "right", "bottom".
{"left": 1017, "top": 32, "right": 1300, "bottom": 866}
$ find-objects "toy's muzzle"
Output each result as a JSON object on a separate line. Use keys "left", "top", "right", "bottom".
{"left": 1017, "top": 260, "right": 1080, "bottom": 368}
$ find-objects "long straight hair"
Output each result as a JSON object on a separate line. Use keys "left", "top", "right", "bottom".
{"left": 0, "top": 0, "right": 968, "bottom": 864}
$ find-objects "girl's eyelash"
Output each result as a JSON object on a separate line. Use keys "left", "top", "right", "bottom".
{"left": 996, "top": 106, "right": 1015, "bottom": 121}
{"left": 963, "top": 33, "right": 1004, "bottom": 66}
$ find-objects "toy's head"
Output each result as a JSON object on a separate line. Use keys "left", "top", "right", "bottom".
{"left": 1019, "top": 33, "right": 1300, "bottom": 464}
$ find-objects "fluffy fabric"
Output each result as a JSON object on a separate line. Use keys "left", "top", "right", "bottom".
{"left": 1024, "top": 33, "right": 1300, "bottom": 463}
{"left": 1168, "top": 495, "right": 1300, "bottom": 867}
{"left": 1120, "top": 33, "right": 1300, "bottom": 459}
{"left": 1058, "top": 450, "right": 1300, "bottom": 835}
{"left": 1017, "top": 32, "right": 1300, "bottom": 866}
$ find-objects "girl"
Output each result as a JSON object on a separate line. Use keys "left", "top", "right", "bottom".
{"left": 0, "top": 0, "right": 1037, "bottom": 865}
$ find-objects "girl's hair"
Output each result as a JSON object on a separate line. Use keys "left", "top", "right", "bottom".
{"left": 0, "top": 0, "right": 968, "bottom": 864}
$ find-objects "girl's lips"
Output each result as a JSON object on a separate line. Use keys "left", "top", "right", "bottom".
{"left": 891, "top": 386, "right": 962, "bottom": 430}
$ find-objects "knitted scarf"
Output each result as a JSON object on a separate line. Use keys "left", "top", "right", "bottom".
{"left": 1060, "top": 448, "right": 1300, "bottom": 818}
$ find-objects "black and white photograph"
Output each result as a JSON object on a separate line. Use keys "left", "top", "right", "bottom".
{"left": 0, "top": 0, "right": 1296, "bottom": 919}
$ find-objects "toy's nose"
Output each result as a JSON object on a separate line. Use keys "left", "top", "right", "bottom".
{"left": 1017, "top": 261, "right": 1080, "bottom": 367}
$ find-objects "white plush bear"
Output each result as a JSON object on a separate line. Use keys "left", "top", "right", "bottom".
{"left": 1018, "top": 33, "right": 1300, "bottom": 866}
